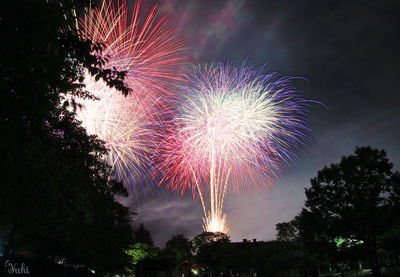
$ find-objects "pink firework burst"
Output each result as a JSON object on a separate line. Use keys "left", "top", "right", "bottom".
{"left": 74, "top": 0, "right": 188, "bottom": 200}
{"left": 154, "top": 61, "right": 311, "bottom": 232}
{"left": 80, "top": 0, "right": 188, "bottom": 98}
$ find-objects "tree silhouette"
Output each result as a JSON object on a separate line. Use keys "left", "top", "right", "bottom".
{"left": 133, "top": 224, "right": 154, "bottom": 247}
{"left": 192, "top": 232, "right": 230, "bottom": 272}
{"left": 276, "top": 219, "right": 299, "bottom": 242}
{"left": 0, "top": 0, "right": 134, "bottom": 275}
{"left": 165, "top": 234, "right": 193, "bottom": 267}
{"left": 297, "top": 146, "right": 399, "bottom": 277}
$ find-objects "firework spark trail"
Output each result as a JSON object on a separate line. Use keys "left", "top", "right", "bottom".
{"left": 80, "top": 0, "right": 188, "bottom": 99}
{"left": 76, "top": 72, "right": 155, "bottom": 198}
{"left": 155, "top": 61, "right": 310, "bottom": 233}
{"left": 74, "top": 0, "right": 187, "bottom": 200}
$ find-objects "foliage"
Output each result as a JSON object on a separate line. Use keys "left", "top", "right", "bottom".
{"left": 276, "top": 219, "right": 299, "bottom": 242}
{"left": 192, "top": 232, "right": 230, "bottom": 254}
{"left": 295, "top": 146, "right": 399, "bottom": 277}
{"left": 192, "top": 232, "right": 230, "bottom": 271}
{"left": 165, "top": 234, "right": 193, "bottom": 267}
{"left": 133, "top": 224, "right": 154, "bottom": 247}
{"left": 126, "top": 243, "right": 156, "bottom": 265}
{"left": 190, "top": 235, "right": 303, "bottom": 276}
{"left": 0, "top": 0, "right": 134, "bottom": 275}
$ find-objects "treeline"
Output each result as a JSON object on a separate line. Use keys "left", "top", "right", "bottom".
{"left": 275, "top": 146, "right": 400, "bottom": 277}
{"left": 129, "top": 230, "right": 302, "bottom": 277}
{"left": 136, "top": 147, "right": 399, "bottom": 277}
{"left": 138, "top": 147, "right": 400, "bottom": 277}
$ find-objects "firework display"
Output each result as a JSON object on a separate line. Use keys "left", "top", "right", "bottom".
{"left": 75, "top": 0, "right": 312, "bottom": 233}
{"left": 75, "top": 0, "right": 187, "bottom": 199}
{"left": 155, "top": 62, "right": 310, "bottom": 233}
{"left": 76, "top": 72, "right": 153, "bottom": 197}
{"left": 80, "top": 0, "right": 187, "bottom": 98}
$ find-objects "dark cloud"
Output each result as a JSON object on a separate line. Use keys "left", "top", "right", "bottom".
{"left": 125, "top": 190, "right": 202, "bottom": 247}
{"left": 125, "top": 0, "right": 400, "bottom": 246}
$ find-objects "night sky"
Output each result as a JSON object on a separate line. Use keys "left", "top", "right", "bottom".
{"left": 122, "top": 0, "right": 400, "bottom": 246}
